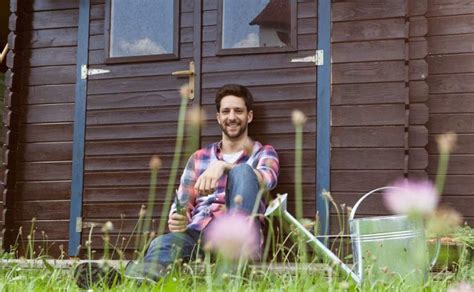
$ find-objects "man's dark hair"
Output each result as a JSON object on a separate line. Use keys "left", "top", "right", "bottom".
{"left": 215, "top": 84, "right": 254, "bottom": 112}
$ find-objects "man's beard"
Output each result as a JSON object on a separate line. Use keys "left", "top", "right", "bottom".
{"left": 220, "top": 122, "right": 248, "bottom": 139}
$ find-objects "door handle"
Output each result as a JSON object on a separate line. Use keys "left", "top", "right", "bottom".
{"left": 172, "top": 61, "right": 195, "bottom": 100}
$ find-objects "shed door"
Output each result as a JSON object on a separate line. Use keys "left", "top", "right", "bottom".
{"left": 77, "top": 0, "right": 317, "bottom": 254}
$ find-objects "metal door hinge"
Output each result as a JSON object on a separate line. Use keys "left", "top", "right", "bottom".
{"left": 80, "top": 64, "right": 111, "bottom": 80}
{"left": 291, "top": 50, "right": 324, "bottom": 66}
{"left": 75, "top": 217, "right": 82, "bottom": 232}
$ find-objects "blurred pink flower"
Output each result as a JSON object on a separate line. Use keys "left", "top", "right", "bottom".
{"left": 205, "top": 212, "right": 259, "bottom": 260}
{"left": 383, "top": 179, "right": 439, "bottom": 216}
{"left": 448, "top": 281, "right": 474, "bottom": 292}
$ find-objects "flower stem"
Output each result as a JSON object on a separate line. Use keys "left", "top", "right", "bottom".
{"left": 435, "top": 151, "right": 450, "bottom": 195}
{"left": 157, "top": 96, "right": 189, "bottom": 236}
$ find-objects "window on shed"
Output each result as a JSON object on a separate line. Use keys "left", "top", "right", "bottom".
{"left": 218, "top": 0, "right": 297, "bottom": 55}
{"left": 105, "top": 0, "right": 179, "bottom": 63}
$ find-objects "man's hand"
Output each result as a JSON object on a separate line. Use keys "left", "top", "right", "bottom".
{"left": 168, "top": 212, "right": 187, "bottom": 233}
{"left": 194, "top": 161, "right": 232, "bottom": 195}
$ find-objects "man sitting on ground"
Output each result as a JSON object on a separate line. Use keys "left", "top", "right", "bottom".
{"left": 75, "top": 84, "right": 280, "bottom": 288}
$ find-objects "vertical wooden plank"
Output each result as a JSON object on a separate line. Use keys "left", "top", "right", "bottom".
{"left": 68, "top": 0, "right": 90, "bottom": 256}
{"left": 194, "top": 0, "right": 202, "bottom": 147}
{"left": 317, "top": 0, "right": 330, "bottom": 239}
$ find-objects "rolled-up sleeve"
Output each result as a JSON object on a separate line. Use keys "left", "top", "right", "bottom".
{"left": 255, "top": 145, "right": 280, "bottom": 191}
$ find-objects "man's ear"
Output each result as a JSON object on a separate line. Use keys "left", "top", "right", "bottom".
{"left": 216, "top": 112, "right": 221, "bottom": 125}
{"left": 247, "top": 110, "right": 253, "bottom": 124}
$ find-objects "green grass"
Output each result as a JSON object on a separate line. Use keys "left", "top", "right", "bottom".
{"left": 0, "top": 255, "right": 471, "bottom": 291}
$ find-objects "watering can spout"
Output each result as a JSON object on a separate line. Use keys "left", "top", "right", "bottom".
{"left": 265, "top": 194, "right": 361, "bottom": 284}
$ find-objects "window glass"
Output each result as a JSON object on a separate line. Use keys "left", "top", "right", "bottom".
{"left": 222, "top": 0, "right": 291, "bottom": 49}
{"left": 110, "top": 0, "right": 174, "bottom": 57}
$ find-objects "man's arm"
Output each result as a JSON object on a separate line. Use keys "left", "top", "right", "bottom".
{"left": 169, "top": 154, "right": 197, "bottom": 232}
{"left": 254, "top": 145, "right": 280, "bottom": 191}
{"left": 194, "top": 160, "right": 232, "bottom": 195}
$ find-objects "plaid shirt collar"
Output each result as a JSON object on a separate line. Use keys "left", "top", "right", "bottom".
{"left": 214, "top": 139, "right": 254, "bottom": 163}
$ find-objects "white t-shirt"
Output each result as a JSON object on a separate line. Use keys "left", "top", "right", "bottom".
{"left": 222, "top": 150, "right": 244, "bottom": 164}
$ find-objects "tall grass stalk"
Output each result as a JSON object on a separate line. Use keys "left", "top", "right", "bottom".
{"left": 292, "top": 110, "right": 307, "bottom": 263}
{"left": 435, "top": 132, "right": 457, "bottom": 194}
{"left": 27, "top": 218, "right": 36, "bottom": 259}
{"left": 139, "top": 156, "right": 161, "bottom": 256}
{"left": 157, "top": 93, "right": 189, "bottom": 237}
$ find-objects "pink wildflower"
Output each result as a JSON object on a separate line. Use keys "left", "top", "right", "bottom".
{"left": 448, "top": 282, "right": 474, "bottom": 292}
{"left": 383, "top": 179, "right": 439, "bottom": 216}
{"left": 205, "top": 212, "right": 259, "bottom": 260}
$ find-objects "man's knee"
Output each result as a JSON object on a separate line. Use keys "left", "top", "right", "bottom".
{"left": 228, "top": 164, "right": 256, "bottom": 181}
{"left": 148, "top": 232, "right": 185, "bottom": 251}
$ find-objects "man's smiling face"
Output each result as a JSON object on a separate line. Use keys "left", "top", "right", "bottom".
{"left": 216, "top": 95, "right": 253, "bottom": 140}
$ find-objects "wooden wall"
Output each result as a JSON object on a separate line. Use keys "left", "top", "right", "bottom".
{"left": 2, "top": 0, "right": 473, "bottom": 257}
{"left": 426, "top": 0, "right": 474, "bottom": 226}
{"left": 4, "top": 0, "right": 318, "bottom": 255}
{"left": 330, "top": 0, "right": 411, "bottom": 230}
{"left": 6, "top": 0, "right": 79, "bottom": 254}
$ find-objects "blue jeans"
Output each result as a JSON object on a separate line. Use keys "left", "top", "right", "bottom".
{"left": 126, "top": 164, "right": 262, "bottom": 279}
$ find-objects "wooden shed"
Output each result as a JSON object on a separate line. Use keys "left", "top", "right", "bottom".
{"left": 2, "top": 0, "right": 473, "bottom": 257}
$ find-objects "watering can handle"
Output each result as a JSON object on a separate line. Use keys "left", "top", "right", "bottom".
{"left": 349, "top": 186, "right": 403, "bottom": 220}
{"left": 349, "top": 186, "right": 441, "bottom": 269}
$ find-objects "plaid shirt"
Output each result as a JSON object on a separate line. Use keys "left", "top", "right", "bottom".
{"left": 170, "top": 140, "right": 280, "bottom": 231}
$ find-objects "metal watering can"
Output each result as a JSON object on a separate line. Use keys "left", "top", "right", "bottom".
{"left": 264, "top": 187, "right": 440, "bottom": 285}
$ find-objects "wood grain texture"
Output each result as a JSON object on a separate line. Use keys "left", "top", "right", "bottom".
{"left": 332, "top": 104, "right": 405, "bottom": 126}
{"left": 409, "top": 104, "right": 429, "bottom": 125}
{"left": 428, "top": 134, "right": 474, "bottom": 155}
{"left": 26, "top": 84, "right": 75, "bottom": 104}
{"left": 331, "top": 148, "right": 404, "bottom": 170}
{"left": 20, "top": 123, "right": 73, "bottom": 143}
{"left": 15, "top": 200, "right": 70, "bottom": 220}
{"left": 429, "top": 93, "right": 474, "bottom": 113}
{"left": 17, "top": 181, "right": 71, "bottom": 201}
{"left": 428, "top": 14, "right": 474, "bottom": 36}
{"left": 429, "top": 113, "right": 474, "bottom": 133}
{"left": 332, "top": 18, "right": 405, "bottom": 42}
{"left": 427, "top": 34, "right": 474, "bottom": 55}
{"left": 331, "top": 126, "right": 405, "bottom": 147}
{"left": 27, "top": 9, "right": 79, "bottom": 30}
{"left": 409, "top": 0, "right": 428, "bottom": 16}
{"left": 428, "top": 155, "right": 474, "bottom": 174}
{"left": 332, "top": 40, "right": 405, "bottom": 63}
{"left": 428, "top": 54, "right": 474, "bottom": 74}
{"left": 26, "top": 65, "right": 75, "bottom": 86}
{"left": 428, "top": 74, "right": 474, "bottom": 94}
{"left": 333, "top": 61, "right": 405, "bottom": 84}
{"left": 331, "top": 170, "right": 404, "bottom": 192}
{"left": 26, "top": 28, "right": 77, "bottom": 48}
{"left": 410, "top": 17, "right": 428, "bottom": 37}
{"left": 332, "top": 82, "right": 406, "bottom": 105}
{"left": 409, "top": 60, "right": 428, "bottom": 81}
{"left": 427, "top": 0, "right": 474, "bottom": 16}
{"left": 332, "top": 0, "right": 405, "bottom": 22}
{"left": 409, "top": 40, "right": 428, "bottom": 60}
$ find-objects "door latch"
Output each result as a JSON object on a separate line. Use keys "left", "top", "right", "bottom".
{"left": 172, "top": 61, "right": 195, "bottom": 100}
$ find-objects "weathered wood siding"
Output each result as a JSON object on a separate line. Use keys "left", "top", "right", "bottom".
{"left": 4, "top": 0, "right": 472, "bottom": 256}
{"left": 81, "top": 0, "right": 318, "bottom": 252}
{"left": 330, "top": 0, "right": 413, "bottom": 231}
{"left": 7, "top": 0, "right": 79, "bottom": 253}
{"left": 426, "top": 0, "right": 474, "bottom": 226}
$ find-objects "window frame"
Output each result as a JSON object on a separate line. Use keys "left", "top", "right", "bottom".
{"left": 216, "top": 0, "right": 297, "bottom": 56}
{"left": 104, "top": 0, "right": 180, "bottom": 64}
